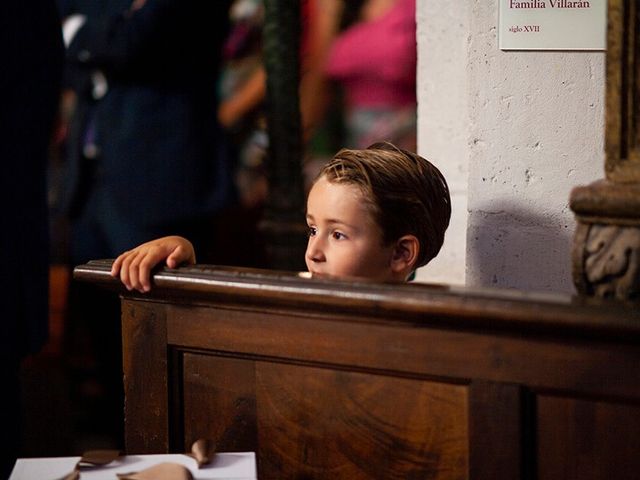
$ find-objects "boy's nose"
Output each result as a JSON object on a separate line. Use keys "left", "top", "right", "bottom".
{"left": 305, "top": 237, "right": 326, "bottom": 263}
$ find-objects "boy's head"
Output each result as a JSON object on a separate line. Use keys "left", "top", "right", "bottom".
{"left": 305, "top": 142, "right": 451, "bottom": 282}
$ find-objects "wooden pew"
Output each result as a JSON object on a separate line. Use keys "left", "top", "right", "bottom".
{"left": 75, "top": 260, "right": 640, "bottom": 480}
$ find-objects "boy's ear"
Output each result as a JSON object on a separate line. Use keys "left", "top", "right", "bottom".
{"left": 390, "top": 235, "right": 420, "bottom": 277}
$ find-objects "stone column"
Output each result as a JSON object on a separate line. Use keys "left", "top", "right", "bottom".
{"left": 571, "top": 0, "right": 640, "bottom": 300}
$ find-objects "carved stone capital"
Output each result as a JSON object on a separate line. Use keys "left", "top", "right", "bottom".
{"left": 571, "top": 181, "right": 640, "bottom": 300}
{"left": 572, "top": 222, "right": 640, "bottom": 300}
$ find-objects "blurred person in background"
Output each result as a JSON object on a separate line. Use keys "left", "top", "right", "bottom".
{"left": 217, "top": 0, "right": 268, "bottom": 209}
{"left": 218, "top": 0, "right": 341, "bottom": 202}
{"left": 57, "top": 0, "right": 233, "bottom": 444}
{"left": 324, "top": 0, "right": 417, "bottom": 151}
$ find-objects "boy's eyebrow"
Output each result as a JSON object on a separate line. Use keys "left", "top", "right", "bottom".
{"left": 306, "top": 215, "right": 358, "bottom": 230}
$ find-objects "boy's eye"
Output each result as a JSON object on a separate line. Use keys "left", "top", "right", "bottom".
{"left": 332, "top": 231, "right": 347, "bottom": 240}
{"left": 308, "top": 226, "right": 317, "bottom": 237}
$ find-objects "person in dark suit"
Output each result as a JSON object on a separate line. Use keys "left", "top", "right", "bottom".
{"left": 60, "top": 0, "right": 234, "bottom": 258}
{"left": 57, "top": 0, "right": 233, "bottom": 443}
{"left": 0, "top": 2, "right": 64, "bottom": 476}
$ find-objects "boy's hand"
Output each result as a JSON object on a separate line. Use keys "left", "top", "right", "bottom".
{"left": 110, "top": 236, "right": 196, "bottom": 292}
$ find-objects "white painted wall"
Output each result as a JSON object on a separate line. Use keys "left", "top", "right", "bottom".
{"left": 415, "top": 0, "right": 605, "bottom": 294}
{"left": 414, "top": 0, "right": 470, "bottom": 286}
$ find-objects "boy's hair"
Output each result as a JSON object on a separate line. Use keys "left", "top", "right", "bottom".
{"left": 318, "top": 142, "right": 451, "bottom": 268}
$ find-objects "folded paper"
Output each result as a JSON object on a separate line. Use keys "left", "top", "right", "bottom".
{"left": 117, "top": 462, "right": 193, "bottom": 480}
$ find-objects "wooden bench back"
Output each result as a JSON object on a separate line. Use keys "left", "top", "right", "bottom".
{"left": 75, "top": 260, "right": 640, "bottom": 480}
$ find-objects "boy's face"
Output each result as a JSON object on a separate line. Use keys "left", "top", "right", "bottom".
{"left": 305, "top": 176, "right": 397, "bottom": 281}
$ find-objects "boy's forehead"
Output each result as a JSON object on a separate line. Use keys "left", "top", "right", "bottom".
{"left": 308, "top": 176, "right": 363, "bottom": 207}
{"left": 307, "top": 177, "right": 379, "bottom": 227}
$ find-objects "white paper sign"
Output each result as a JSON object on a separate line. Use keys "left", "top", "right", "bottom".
{"left": 499, "top": 0, "right": 606, "bottom": 50}
{"left": 9, "top": 452, "right": 257, "bottom": 480}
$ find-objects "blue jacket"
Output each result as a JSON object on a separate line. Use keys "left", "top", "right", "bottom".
{"left": 60, "top": 0, "right": 235, "bottom": 229}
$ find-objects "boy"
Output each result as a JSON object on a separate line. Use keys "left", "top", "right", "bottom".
{"left": 110, "top": 142, "right": 451, "bottom": 290}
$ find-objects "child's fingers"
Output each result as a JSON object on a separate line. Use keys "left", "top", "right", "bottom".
{"left": 112, "top": 236, "right": 194, "bottom": 292}
{"left": 129, "top": 245, "right": 159, "bottom": 293}
{"left": 127, "top": 250, "right": 149, "bottom": 292}
{"left": 111, "top": 251, "right": 129, "bottom": 277}
{"left": 166, "top": 245, "right": 186, "bottom": 269}
{"left": 137, "top": 249, "right": 163, "bottom": 292}
{"left": 119, "top": 249, "right": 142, "bottom": 290}
{"left": 134, "top": 246, "right": 175, "bottom": 292}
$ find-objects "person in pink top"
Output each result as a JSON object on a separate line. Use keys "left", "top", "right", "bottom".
{"left": 325, "top": 0, "right": 417, "bottom": 150}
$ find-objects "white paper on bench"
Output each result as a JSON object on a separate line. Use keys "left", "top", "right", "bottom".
{"left": 9, "top": 452, "right": 257, "bottom": 480}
